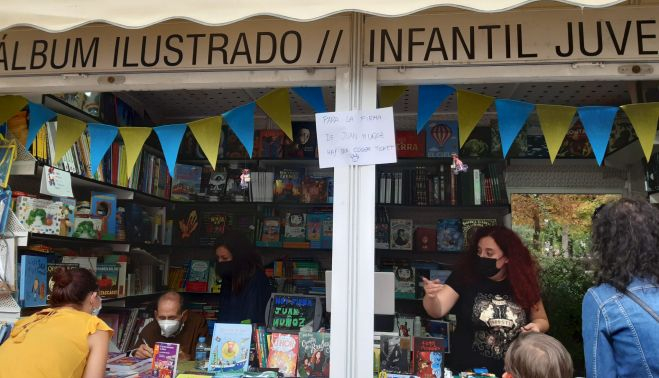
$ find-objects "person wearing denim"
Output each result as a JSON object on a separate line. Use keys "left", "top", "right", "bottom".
{"left": 583, "top": 198, "right": 659, "bottom": 378}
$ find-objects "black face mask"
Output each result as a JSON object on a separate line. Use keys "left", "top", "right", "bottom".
{"left": 215, "top": 261, "right": 237, "bottom": 278}
{"left": 476, "top": 256, "right": 501, "bottom": 278}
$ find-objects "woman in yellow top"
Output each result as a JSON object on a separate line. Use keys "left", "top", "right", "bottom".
{"left": 0, "top": 267, "right": 112, "bottom": 378}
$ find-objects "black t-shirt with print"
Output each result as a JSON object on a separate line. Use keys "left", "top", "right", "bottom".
{"left": 445, "top": 272, "right": 528, "bottom": 377}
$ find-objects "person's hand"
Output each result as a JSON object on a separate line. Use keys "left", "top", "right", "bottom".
{"left": 134, "top": 343, "right": 153, "bottom": 359}
{"left": 178, "top": 350, "right": 191, "bottom": 361}
{"left": 422, "top": 276, "right": 444, "bottom": 300}
{"left": 521, "top": 322, "right": 541, "bottom": 333}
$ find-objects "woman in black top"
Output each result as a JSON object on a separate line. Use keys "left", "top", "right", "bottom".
{"left": 215, "top": 230, "right": 273, "bottom": 324}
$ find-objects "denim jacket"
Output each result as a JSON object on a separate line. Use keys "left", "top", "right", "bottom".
{"left": 582, "top": 277, "right": 659, "bottom": 378}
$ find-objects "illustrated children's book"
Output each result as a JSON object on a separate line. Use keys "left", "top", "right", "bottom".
{"left": 152, "top": 342, "right": 180, "bottom": 378}
{"left": 436, "top": 219, "right": 463, "bottom": 252}
{"left": 390, "top": 219, "right": 413, "bottom": 250}
{"left": 297, "top": 331, "right": 331, "bottom": 378}
{"left": 426, "top": 121, "right": 459, "bottom": 158}
{"left": 301, "top": 176, "right": 328, "bottom": 204}
{"left": 283, "top": 212, "right": 308, "bottom": 248}
{"left": 284, "top": 122, "right": 317, "bottom": 158}
{"left": 96, "top": 263, "right": 120, "bottom": 298}
{"left": 208, "top": 323, "right": 252, "bottom": 374}
{"left": 91, "top": 192, "right": 117, "bottom": 239}
{"left": 413, "top": 337, "right": 445, "bottom": 378}
{"left": 395, "top": 130, "right": 426, "bottom": 158}
{"left": 274, "top": 168, "right": 304, "bottom": 202}
{"left": 306, "top": 213, "right": 323, "bottom": 249}
{"left": 254, "top": 129, "right": 285, "bottom": 159}
{"left": 46, "top": 262, "right": 78, "bottom": 301}
{"left": 393, "top": 266, "right": 416, "bottom": 300}
{"left": 171, "top": 164, "right": 203, "bottom": 201}
{"left": 15, "top": 196, "right": 63, "bottom": 235}
{"left": 185, "top": 260, "right": 210, "bottom": 293}
{"left": 379, "top": 335, "right": 411, "bottom": 374}
{"left": 257, "top": 217, "right": 282, "bottom": 247}
{"left": 267, "top": 333, "right": 299, "bottom": 377}
{"left": 19, "top": 255, "right": 47, "bottom": 307}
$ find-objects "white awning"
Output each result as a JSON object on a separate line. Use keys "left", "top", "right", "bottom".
{"left": 0, "top": 0, "right": 624, "bottom": 32}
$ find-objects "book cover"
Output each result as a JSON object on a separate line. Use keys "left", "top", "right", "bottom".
{"left": 462, "top": 219, "right": 497, "bottom": 249}
{"left": 106, "top": 355, "right": 152, "bottom": 375}
{"left": 436, "top": 219, "right": 464, "bottom": 252}
{"left": 320, "top": 213, "right": 333, "bottom": 249}
{"left": 208, "top": 323, "right": 252, "bottom": 373}
{"left": 274, "top": 168, "right": 304, "bottom": 202}
{"left": 395, "top": 130, "right": 426, "bottom": 158}
{"left": 199, "top": 212, "right": 232, "bottom": 246}
{"left": 103, "top": 255, "right": 128, "bottom": 297}
{"left": 394, "top": 266, "right": 416, "bottom": 300}
{"left": 413, "top": 337, "right": 445, "bottom": 378}
{"left": 301, "top": 176, "right": 329, "bottom": 204}
{"left": 257, "top": 217, "right": 282, "bottom": 247}
{"left": 267, "top": 333, "right": 299, "bottom": 377}
{"left": 223, "top": 128, "right": 250, "bottom": 159}
{"left": 186, "top": 260, "right": 210, "bottom": 293}
{"left": 171, "top": 164, "right": 202, "bottom": 201}
{"left": 490, "top": 118, "right": 527, "bottom": 158}
{"left": 426, "top": 121, "right": 459, "bottom": 158}
{"left": 395, "top": 315, "right": 415, "bottom": 337}
{"left": 556, "top": 120, "right": 594, "bottom": 158}
{"left": 284, "top": 212, "right": 307, "bottom": 243}
{"left": 306, "top": 213, "right": 323, "bottom": 249}
{"left": 96, "top": 263, "right": 120, "bottom": 298}
{"left": 72, "top": 214, "right": 103, "bottom": 240}
{"left": 91, "top": 192, "right": 118, "bottom": 240}
{"left": 297, "top": 331, "right": 331, "bottom": 378}
{"left": 15, "top": 196, "right": 63, "bottom": 235}
{"left": 284, "top": 122, "right": 317, "bottom": 158}
{"left": 174, "top": 208, "right": 200, "bottom": 245}
{"left": 19, "top": 255, "right": 47, "bottom": 307}
{"left": 55, "top": 197, "right": 76, "bottom": 237}
{"left": 254, "top": 129, "right": 285, "bottom": 158}
{"left": 414, "top": 227, "right": 437, "bottom": 252}
{"left": 204, "top": 167, "right": 227, "bottom": 200}
{"left": 424, "top": 320, "right": 450, "bottom": 353}
{"left": 390, "top": 219, "right": 413, "bottom": 250}
{"left": 460, "top": 126, "right": 492, "bottom": 158}
{"left": 152, "top": 342, "right": 180, "bottom": 378}
{"left": 47, "top": 262, "right": 78, "bottom": 301}
{"left": 380, "top": 336, "right": 410, "bottom": 374}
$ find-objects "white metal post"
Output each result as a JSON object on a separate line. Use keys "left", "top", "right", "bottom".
{"left": 330, "top": 13, "right": 378, "bottom": 378}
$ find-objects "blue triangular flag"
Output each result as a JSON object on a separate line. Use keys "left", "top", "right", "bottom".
{"left": 495, "top": 99, "right": 535, "bottom": 158}
{"left": 292, "top": 87, "right": 327, "bottom": 113}
{"left": 577, "top": 106, "right": 619, "bottom": 166}
{"left": 26, "top": 102, "right": 56, "bottom": 150}
{"left": 153, "top": 124, "right": 187, "bottom": 176}
{"left": 87, "top": 123, "right": 119, "bottom": 174}
{"left": 223, "top": 102, "right": 256, "bottom": 158}
{"left": 416, "top": 85, "right": 455, "bottom": 133}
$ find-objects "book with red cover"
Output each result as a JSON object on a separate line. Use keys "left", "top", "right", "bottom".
{"left": 395, "top": 131, "right": 426, "bottom": 158}
{"left": 414, "top": 227, "right": 437, "bottom": 252}
{"left": 267, "top": 333, "right": 299, "bottom": 377}
{"left": 413, "top": 337, "right": 444, "bottom": 378}
{"left": 254, "top": 129, "right": 285, "bottom": 158}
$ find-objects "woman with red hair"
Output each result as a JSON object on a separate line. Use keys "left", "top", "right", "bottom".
{"left": 422, "top": 225, "right": 549, "bottom": 376}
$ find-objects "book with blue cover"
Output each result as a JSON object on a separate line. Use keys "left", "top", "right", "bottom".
{"left": 208, "top": 323, "right": 252, "bottom": 374}
{"left": 171, "top": 164, "right": 202, "bottom": 201}
{"left": 436, "top": 219, "right": 464, "bottom": 252}
{"left": 426, "top": 121, "right": 459, "bottom": 158}
{"left": 20, "top": 255, "right": 47, "bottom": 307}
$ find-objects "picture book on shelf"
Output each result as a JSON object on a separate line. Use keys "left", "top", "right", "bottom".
{"left": 284, "top": 122, "right": 317, "bottom": 158}
{"left": 379, "top": 336, "right": 411, "bottom": 374}
{"left": 203, "top": 167, "right": 227, "bottom": 200}
{"left": 208, "top": 323, "right": 252, "bottom": 373}
{"left": 426, "top": 120, "right": 459, "bottom": 158}
{"left": 274, "top": 168, "right": 304, "bottom": 202}
{"left": 171, "top": 164, "right": 202, "bottom": 201}
{"left": 19, "top": 255, "right": 47, "bottom": 307}
{"left": 55, "top": 197, "right": 76, "bottom": 237}
{"left": 320, "top": 213, "right": 333, "bottom": 249}
{"left": 198, "top": 211, "right": 231, "bottom": 246}
{"left": 390, "top": 219, "right": 413, "bottom": 250}
{"left": 436, "top": 219, "right": 464, "bottom": 252}
{"left": 306, "top": 213, "right": 323, "bottom": 249}
{"left": 223, "top": 127, "right": 250, "bottom": 159}
{"left": 96, "top": 263, "right": 120, "bottom": 298}
{"left": 91, "top": 192, "right": 117, "bottom": 239}
{"left": 257, "top": 217, "right": 282, "bottom": 246}
{"left": 297, "top": 331, "right": 331, "bottom": 378}
{"left": 284, "top": 212, "right": 307, "bottom": 246}
{"left": 395, "top": 315, "right": 415, "bottom": 337}
{"left": 414, "top": 227, "right": 437, "bottom": 252}
{"left": 47, "top": 262, "right": 78, "bottom": 301}
{"left": 267, "top": 333, "right": 299, "bottom": 377}
{"left": 395, "top": 130, "right": 426, "bottom": 158}
{"left": 460, "top": 126, "right": 492, "bottom": 158}
{"left": 152, "top": 342, "right": 180, "bottom": 378}
{"left": 72, "top": 215, "right": 103, "bottom": 240}
{"left": 301, "top": 176, "right": 329, "bottom": 204}
{"left": 174, "top": 208, "right": 200, "bottom": 245}
{"left": 254, "top": 129, "right": 285, "bottom": 158}
{"left": 186, "top": 260, "right": 210, "bottom": 293}
{"left": 393, "top": 266, "right": 416, "bottom": 300}
{"left": 413, "top": 337, "right": 444, "bottom": 378}
{"left": 15, "top": 196, "right": 63, "bottom": 235}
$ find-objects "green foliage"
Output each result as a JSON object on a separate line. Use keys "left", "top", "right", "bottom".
{"left": 539, "top": 256, "right": 594, "bottom": 376}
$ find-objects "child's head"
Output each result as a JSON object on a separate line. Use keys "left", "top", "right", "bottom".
{"left": 503, "top": 333, "right": 573, "bottom": 378}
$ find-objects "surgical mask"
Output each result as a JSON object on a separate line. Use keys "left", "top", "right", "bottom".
{"left": 215, "top": 261, "right": 237, "bottom": 278}
{"left": 476, "top": 256, "right": 502, "bottom": 278}
{"left": 91, "top": 298, "right": 102, "bottom": 316}
{"left": 158, "top": 319, "right": 181, "bottom": 338}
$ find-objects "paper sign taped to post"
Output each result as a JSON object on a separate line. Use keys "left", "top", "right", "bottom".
{"left": 315, "top": 107, "right": 397, "bottom": 168}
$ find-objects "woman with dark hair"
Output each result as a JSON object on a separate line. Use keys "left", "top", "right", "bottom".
{"left": 215, "top": 229, "right": 273, "bottom": 323}
{"left": 0, "top": 267, "right": 112, "bottom": 378}
{"left": 583, "top": 198, "right": 659, "bottom": 378}
{"left": 422, "top": 225, "right": 549, "bottom": 376}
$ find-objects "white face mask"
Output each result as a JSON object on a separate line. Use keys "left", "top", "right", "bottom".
{"left": 158, "top": 319, "right": 181, "bottom": 338}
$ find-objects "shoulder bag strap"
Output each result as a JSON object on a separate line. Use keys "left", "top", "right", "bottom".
{"left": 624, "top": 289, "right": 659, "bottom": 323}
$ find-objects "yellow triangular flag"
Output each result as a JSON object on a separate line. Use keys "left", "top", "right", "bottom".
{"left": 620, "top": 103, "right": 659, "bottom": 162}
{"left": 188, "top": 116, "right": 222, "bottom": 170}
{"left": 256, "top": 88, "right": 292, "bottom": 140}
{"left": 119, "top": 127, "right": 152, "bottom": 178}
{"left": 457, "top": 90, "right": 494, "bottom": 147}
{"left": 379, "top": 86, "right": 407, "bottom": 108}
{"left": 53, "top": 114, "right": 87, "bottom": 164}
{"left": 0, "top": 95, "right": 28, "bottom": 124}
{"left": 536, "top": 104, "right": 576, "bottom": 163}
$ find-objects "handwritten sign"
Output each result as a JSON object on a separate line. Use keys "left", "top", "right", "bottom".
{"left": 269, "top": 294, "right": 320, "bottom": 331}
{"left": 315, "top": 107, "right": 397, "bottom": 168}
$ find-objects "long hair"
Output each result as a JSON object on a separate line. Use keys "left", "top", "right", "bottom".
{"left": 591, "top": 198, "right": 659, "bottom": 291}
{"left": 456, "top": 225, "right": 541, "bottom": 311}
{"left": 214, "top": 229, "right": 263, "bottom": 294}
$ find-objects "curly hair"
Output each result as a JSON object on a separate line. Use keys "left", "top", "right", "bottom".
{"left": 456, "top": 225, "right": 542, "bottom": 311}
{"left": 591, "top": 198, "right": 659, "bottom": 292}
